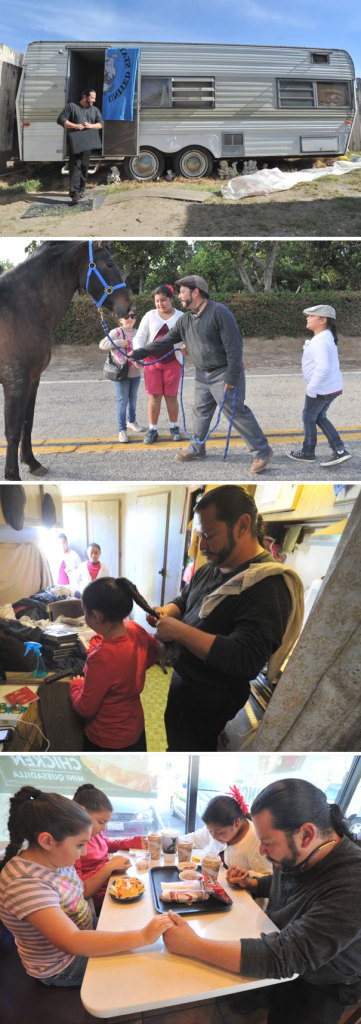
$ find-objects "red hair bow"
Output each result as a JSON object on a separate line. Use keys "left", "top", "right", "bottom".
{"left": 228, "top": 784, "right": 249, "bottom": 815}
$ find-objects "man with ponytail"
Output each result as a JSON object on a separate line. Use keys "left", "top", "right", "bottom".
{"left": 164, "top": 778, "right": 361, "bottom": 1024}
{"left": 148, "top": 485, "right": 303, "bottom": 750}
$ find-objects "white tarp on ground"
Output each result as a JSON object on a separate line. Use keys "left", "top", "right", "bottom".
{"left": 221, "top": 157, "right": 361, "bottom": 200}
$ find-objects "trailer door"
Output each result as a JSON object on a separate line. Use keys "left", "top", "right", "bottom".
{"left": 102, "top": 49, "right": 140, "bottom": 158}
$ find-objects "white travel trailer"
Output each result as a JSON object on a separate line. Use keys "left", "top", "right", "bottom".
{"left": 15, "top": 40, "right": 356, "bottom": 179}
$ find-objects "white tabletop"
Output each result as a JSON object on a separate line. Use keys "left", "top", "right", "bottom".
{"left": 81, "top": 855, "right": 283, "bottom": 1019}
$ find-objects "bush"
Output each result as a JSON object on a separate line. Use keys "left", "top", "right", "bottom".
{"left": 54, "top": 290, "right": 361, "bottom": 345}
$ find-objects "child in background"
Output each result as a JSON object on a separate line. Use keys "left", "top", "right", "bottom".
{"left": 182, "top": 786, "right": 271, "bottom": 880}
{"left": 69, "top": 577, "right": 163, "bottom": 752}
{"left": 73, "top": 783, "right": 147, "bottom": 909}
{"left": 0, "top": 786, "right": 173, "bottom": 987}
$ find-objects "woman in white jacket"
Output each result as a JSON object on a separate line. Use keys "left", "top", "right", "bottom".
{"left": 182, "top": 788, "right": 271, "bottom": 882}
{"left": 287, "top": 304, "right": 351, "bottom": 467}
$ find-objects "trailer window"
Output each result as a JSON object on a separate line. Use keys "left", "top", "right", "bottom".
{"left": 172, "top": 78, "right": 215, "bottom": 109}
{"left": 311, "top": 52, "right": 329, "bottom": 64}
{"left": 316, "top": 81, "right": 350, "bottom": 106}
{"left": 278, "top": 80, "right": 315, "bottom": 107}
{"left": 141, "top": 76, "right": 215, "bottom": 109}
{"left": 278, "top": 79, "right": 351, "bottom": 109}
{"left": 141, "top": 77, "right": 171, "bottom": 108}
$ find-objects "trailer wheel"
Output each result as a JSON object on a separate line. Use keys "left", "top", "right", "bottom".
{"left": 123, "top": 148, "right": 165, "bottom": 181}
{"left": 174, "top": 147, "right": 214, "bottom": 178}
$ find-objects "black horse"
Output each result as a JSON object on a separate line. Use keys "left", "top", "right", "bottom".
{"left": 0, "top": 240, "right": 130, "bottom": 480}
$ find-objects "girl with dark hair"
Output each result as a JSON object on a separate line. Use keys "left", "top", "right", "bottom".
{"left": 69, "top": 577, "right": 163, "bottom": 752}
{"left": 181, "top": 786, "right": 270, "bottom": 881}
{"left": 287, "top": 304, "right": 351, "bottom": 466}
{"left": 0, "top": 786, "right": 172, "bottom": 987}
{"left": 72, "top": 784, "right": 147, "bottom": 909}
{"left": 99, "top": 309, "right": 144, "bottom": 443}
{"left": 132, "top": 284, "right": 183, "bottom": 444}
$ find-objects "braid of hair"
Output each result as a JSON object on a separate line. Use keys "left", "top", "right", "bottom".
{"left": 0, "top": 786, "right": 42, "bottom": 871}
{"left": 329, "top": 803, "right": 357, "bottom": 841}
{"left": 116, "top": 578, "right": 160, "bottom": 619}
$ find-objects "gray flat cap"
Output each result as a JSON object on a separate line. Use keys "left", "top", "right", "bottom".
{"left": 175, "top": 275, "right": 209, "bottom": 296}
{"left": 303, "top": 304, "right": 336, "bottom": 318}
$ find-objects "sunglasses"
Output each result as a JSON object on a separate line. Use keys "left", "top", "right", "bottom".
{"left": 125, "top": 313, "right": 136, "bottom": 318}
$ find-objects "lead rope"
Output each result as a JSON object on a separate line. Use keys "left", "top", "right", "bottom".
{"left": 85, "top": 245, "right": 237, "bottom": 458}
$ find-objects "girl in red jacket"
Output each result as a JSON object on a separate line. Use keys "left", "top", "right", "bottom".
{"left": 69, "top": 577, "right": 162, "bottom": 752}
{"left": 73, "top": 783, "right": 147, "bottom": 910}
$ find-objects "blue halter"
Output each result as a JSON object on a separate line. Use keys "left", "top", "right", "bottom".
{"left": 85, "top": 240, "right": 127, "bottom": 309}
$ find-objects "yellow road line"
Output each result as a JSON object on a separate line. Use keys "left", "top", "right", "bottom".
{"left": 1, "top": 427, "right": 360, "bottom": 457}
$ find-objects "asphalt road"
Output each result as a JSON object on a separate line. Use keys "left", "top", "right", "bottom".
{"left": 1, "top": 366, "right": 360, "bottom": 482}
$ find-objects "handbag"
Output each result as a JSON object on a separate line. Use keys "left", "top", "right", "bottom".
{"left": 103, "top": 350, "right": 129, "bottom": 381}
{"left": 217, "top": 670, "right": 278, "bottom": 751}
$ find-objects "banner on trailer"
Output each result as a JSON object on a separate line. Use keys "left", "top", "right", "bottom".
{"left": 102, "top": 48, "right": 140, "bottom": 121}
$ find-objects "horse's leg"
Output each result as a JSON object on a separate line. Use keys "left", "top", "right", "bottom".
{"left": 20, "top": 378, "right": 47, "bottom": 476}
{"left": 2, "top": 373, "right": 30, "bottom": 480}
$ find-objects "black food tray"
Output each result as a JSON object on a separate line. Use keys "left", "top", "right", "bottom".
{"left": 149, "top": 866, "right": 232, "bottom": 916}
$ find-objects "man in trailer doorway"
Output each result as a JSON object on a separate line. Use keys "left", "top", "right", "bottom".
{"left": 57, "top": 88, "right": 103, "bottom": 204}
{"left": 146, "top": 485, "right": 303, "bottom": 751}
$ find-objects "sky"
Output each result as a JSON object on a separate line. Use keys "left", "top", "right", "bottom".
{"left": 2, "top": 0, "right": 361, "bottom": 77}
{"left": 0, "top": 239, "right": 32, "bottom": 265}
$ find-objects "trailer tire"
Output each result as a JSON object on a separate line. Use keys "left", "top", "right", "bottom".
{"left": 123, "top": 148, "right": 165, "bottom": 181}
{"left": 173, "top": 147, "right": 214, "bottom": 178}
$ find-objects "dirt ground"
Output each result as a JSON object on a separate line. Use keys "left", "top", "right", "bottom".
{"left": 1, "top": 165, "right": 361, "bottom": 237}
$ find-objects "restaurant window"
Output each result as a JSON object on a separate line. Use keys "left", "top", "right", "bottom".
{"left": 141, "top": 76, "right": 215, "bottom": 109}
{"left": 196, "top": 753, "right": 359, "bottom": 828}
{"left": 0, "top": 754, "right": 189, "bottom": 845}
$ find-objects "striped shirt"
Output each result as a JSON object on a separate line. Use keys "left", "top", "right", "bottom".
{"left": 0, "top": 855, "right": 93, "bottom": 979}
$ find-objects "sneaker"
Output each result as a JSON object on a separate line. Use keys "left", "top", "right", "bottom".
{"left": 127, "top": 420, "right": 144, "bottom": 433}
{"left": 286, "top": 450, "right": 316, "bottom": 462}
{"left": 143, "top": 428, "right": 158, "bottom": 445}
{"left": 320, "top": 449, "right": 351, "bottom": 466}
{"left": 118, "top": 430, "right": 128, "bottom": 443}
{"left": 170, "top": 426, "right": 183, "bottom": 441}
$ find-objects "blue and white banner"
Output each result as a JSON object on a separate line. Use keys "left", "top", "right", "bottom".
{"left": 102, "top": 47, "right": 140, "bottom": 121}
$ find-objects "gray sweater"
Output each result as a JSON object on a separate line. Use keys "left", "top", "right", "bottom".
{"left": 133, "top": 300, "right": 244, "bottom": 385}
{"left": 241, "top": 836, "right": 361, "bottom": 988}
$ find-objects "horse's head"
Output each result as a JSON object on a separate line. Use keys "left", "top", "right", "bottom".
{"left": 86, "top": 241, "right": 131, "bottom": 317}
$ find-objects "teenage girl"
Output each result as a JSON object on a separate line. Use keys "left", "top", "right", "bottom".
{"left": 182, "top": 787, "right": 271, "bottom": 879}
{"left": 73, "top": 783, "right": 147, "bottom": 909}
{"left": 0, "top": 786, "right": 172, "bottom": 988}
{"left": 69, "top": 577, "right": 163, "bottom": 752}
{"left": 287, "top": 304, "right": 351, "bottom": 467}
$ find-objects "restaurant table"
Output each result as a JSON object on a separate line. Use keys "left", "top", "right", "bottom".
{"left": 81, "top": 855, "right": 288, "bottom": 1019}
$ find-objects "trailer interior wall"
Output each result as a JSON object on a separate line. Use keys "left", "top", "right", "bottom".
{"left": 17, "top": 41, "right": 355, "bottom": 164}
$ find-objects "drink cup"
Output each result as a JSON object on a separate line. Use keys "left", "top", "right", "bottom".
{"left": 161, "top": 828, "right": 179, "bottom": 863}
{"left": 177, "top": 838, "right": 193, "bottom": 863}
{"left": 147, "top": 832, "right": 162, "bottom": 860}
{"left": 202, "top": 853, "right": 222, "bottom": 880}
